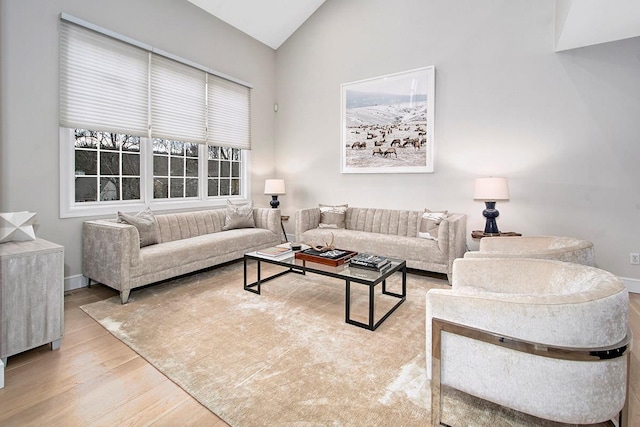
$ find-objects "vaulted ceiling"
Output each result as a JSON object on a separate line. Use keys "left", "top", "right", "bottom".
{"left": 186, "top": 0, "right": 326, "bottom": 50}
{"left": 555, "top": 0, "right": 640, "bottom": 51}
{"left": 187, "top": 0, "right": 640, "bottom": 52}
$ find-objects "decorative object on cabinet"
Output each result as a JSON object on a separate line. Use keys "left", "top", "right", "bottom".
{"left": 0, "top": 211, "right": 37, "bottom": 243}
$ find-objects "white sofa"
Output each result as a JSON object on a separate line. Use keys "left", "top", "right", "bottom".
{"left": 83, "top": 208, "right": 281, "bottom": 303}
{"left": 426, "top": 258, "right": 629, "bottom": 425}
{"left": 295, "top": 206, "right": 467, "bottom": 281}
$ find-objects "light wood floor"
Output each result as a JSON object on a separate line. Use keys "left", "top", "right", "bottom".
{"left": 0, "top": 283, "right": 228, "bottom": 427}
{"left": 0, "top": 277, "right": 639, "bottom": 426}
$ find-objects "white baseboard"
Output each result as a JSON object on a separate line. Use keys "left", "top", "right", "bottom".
{"left": 621, "top": 277, "right": 640, "bottom": 294}
{"left": 64, "top": 274, "right": 88, "bottom": 292}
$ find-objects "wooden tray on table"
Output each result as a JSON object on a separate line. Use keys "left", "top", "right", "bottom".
{"left": 294, "top": 248, "right": 357, "bottom": 267}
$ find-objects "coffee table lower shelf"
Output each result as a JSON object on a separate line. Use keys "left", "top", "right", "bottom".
{"left": 243, "top": 253, "right": 406, "bottom": 331}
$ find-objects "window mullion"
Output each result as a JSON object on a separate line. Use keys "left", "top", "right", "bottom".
{"left": 200, "top": 144, "right": 207, "bottom": 200}
{"left": 96, "top": 141, "right": 101, "bottom": 202}
{"left": 142, "top": 137, "right": 153, "bottom": 205}
{"left": 119, "top": 143, "right": 123, "bottom": 201}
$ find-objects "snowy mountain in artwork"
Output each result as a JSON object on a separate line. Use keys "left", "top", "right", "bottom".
{"left": 345, "top": 91, "right": 427, "bottom": 127}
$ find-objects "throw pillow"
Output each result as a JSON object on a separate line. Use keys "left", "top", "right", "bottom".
{"left": 319, "top": 204, "right": 348, "bottom": 229}
{"left": 223, "top": 200, "right": 256, "bottom": 230}
{"left": 418, "top": 209, "right": 448, "bottom": 241}
{"left": 117, "top": 207, "right": 159, "bottom": 247}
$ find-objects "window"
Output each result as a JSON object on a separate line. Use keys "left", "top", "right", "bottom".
{"left": 63, "top": 127, "right": 247, "bottom": 217}
{"left": 74, "top": 130, "right": 141, "bottom": 203}
{"left": 208, "top": 146, "right": 242, "bottom": 197}
{"left": 58, "top": 15, "right": 252, "bottom": 218}
{"left": 153, "top": 139, "right": 200, "bottom": 199}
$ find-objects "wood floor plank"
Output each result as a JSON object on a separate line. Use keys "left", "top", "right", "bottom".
{"left": 4, "top": 320, "right": 110, "bottom": 372}
{"left": 0, "top": 356, "right": 151, "bottom": 425}
{"left": 0, "top": 344, "right": 140, "bottom": 422}
{"left": 151, "top": 398, "right": 228, "bottom": 427}
{"left": 45, "top": 362, "right": 170, "bottom": 426}
{"left": 87, "top": 378, "right": 191, "bottom": 427}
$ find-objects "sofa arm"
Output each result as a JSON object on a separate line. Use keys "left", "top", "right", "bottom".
{"left": 438, "top": 213, "right": 466, "bottom": 282}
{"left": 253, "top": 208, "right": 281, "bottom": 236}
{"left": 82, "top": 220, "right": 139, "bottom": 292}
{"left": 295, "top": 207, "right": 321, "bottom": 241}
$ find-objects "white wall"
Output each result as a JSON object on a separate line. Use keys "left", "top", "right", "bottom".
{"left": 0, "top": 0, "right": 277, "bottom": 280}
{"left": 275, "top": 0, "right": 640, "bottom": 279}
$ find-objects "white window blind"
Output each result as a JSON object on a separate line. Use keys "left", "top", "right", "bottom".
{"left": 208, "top": 75, "right": 251, "bottom": 150}
{"left": 59, "top": 21, "right": 149, "bottom": 136}
{"left": 59, "top": 14, "right": 252, "bottom": 149}
{"left": 150, "top": 55, "right": 207, "bottom": 144}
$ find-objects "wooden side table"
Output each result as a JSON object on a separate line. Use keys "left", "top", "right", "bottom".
{"left": 471, "top": 230, "right": 522, "bottom": 239}
{"left": 0, "top": 238, "right": 64, "bottom": 389}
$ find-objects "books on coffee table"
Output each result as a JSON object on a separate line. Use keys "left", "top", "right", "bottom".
{"left": 349, "top": 262, "right": 393, "bottom": 277}
{"left": 349, "top": 253, "right": 390, "bottom": 271}
{"left": 256, "top": 246, "right": 293, "bottom": 257}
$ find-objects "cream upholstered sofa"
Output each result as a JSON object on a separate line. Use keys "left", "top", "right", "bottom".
{"left": 465, "top": 235, "right": 595, "bottom": 266}
{"left": 83, "top": 207, "right": 281, "bottom": 303}
{"left": 426, "top": 258, "right": 630, "bottom": 425}
{"left": 295, "top": 206, "right": 466, "bottom": 281}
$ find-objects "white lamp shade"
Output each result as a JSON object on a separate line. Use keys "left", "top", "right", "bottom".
{"left": 264, "top": 179, "right": 285, "bottom": 195}
{"left": 473, "top": 177, "right": 509, "bottom": 201}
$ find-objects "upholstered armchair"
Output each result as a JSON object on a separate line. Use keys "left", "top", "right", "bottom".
{"left": 464, "top": 235, "right": 595, "bottom": 266}
{"left": 426, "top": 258, "right": 630, "bottom": 425}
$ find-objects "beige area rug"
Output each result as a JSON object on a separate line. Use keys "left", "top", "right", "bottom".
{"left": 81, "top": 262, "right": 575, "bottom": 427}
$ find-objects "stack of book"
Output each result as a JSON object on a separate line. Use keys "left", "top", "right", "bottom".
{"left": 256, "top": 246, "right": 292, "bottom": 257}
{"left": 349, "top": 253, "right": 390, "bottom": 271}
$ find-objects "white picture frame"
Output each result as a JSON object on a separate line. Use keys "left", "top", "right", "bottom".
{"left": 340, "top": 66, "right": 435, "bottom": 174}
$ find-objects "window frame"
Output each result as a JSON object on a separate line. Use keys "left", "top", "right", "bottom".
{"left": 59, "top": 127, "right": 251, "bottom": 218}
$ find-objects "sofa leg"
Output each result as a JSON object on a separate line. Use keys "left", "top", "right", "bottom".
{"left": 120, "top": 290, "right": 130, "bottom": 304}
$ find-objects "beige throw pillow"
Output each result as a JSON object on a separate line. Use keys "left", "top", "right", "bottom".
{"left": 319, "top": 204, "right": 348, "bottom": 229}
{"left": 418, "top": 209, "right": 448, "bottom": 241}
{"left": 117, "top": 207, "right": 159, "bottom": 247}
{"left": 223, "top": 200, "right": 256, "bottom": 230}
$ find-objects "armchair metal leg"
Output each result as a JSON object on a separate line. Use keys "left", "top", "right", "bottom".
{"left": 620, "top": 351, "right": 630, "bottom": 427}
{"left": 430, "top": 317, "right": 632, "bottom": 426}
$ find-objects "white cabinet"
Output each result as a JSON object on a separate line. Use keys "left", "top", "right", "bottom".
{"left": 0, "top": 238, "right": 64, "bottom": 388}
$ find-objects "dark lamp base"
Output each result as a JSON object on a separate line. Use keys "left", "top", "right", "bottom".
{"left": 270, "top": 195, "right": 280, "bottom": 209}
{"left": 482, "top": 201, "right": 500, "bottom": 235}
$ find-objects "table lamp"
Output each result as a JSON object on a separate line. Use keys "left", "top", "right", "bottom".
{"left": 264, "top": 179, "right": 285, "bottom": 209}
{"left": 473, "top": 177, "right": 509, "bottom": 235}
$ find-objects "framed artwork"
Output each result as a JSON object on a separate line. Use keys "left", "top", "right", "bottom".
{"left": 340, "top": 66, "right": 435, "bottom": 174}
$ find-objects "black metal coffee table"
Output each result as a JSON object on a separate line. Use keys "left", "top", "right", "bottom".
{"left": 243, "top": 251, "right": 406, "bottom": 331}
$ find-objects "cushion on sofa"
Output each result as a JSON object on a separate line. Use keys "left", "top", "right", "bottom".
{"left": 419, "top": 209, "right": 448, "bottom": 241}
{"left": 117, "top": 207, "right": 159, "bottom": 247}
{"left": 319, "top": 204, "right": 348, "bottom": 229}
{"left": 223, "top": 200, "right": 256, "bottom": 230}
